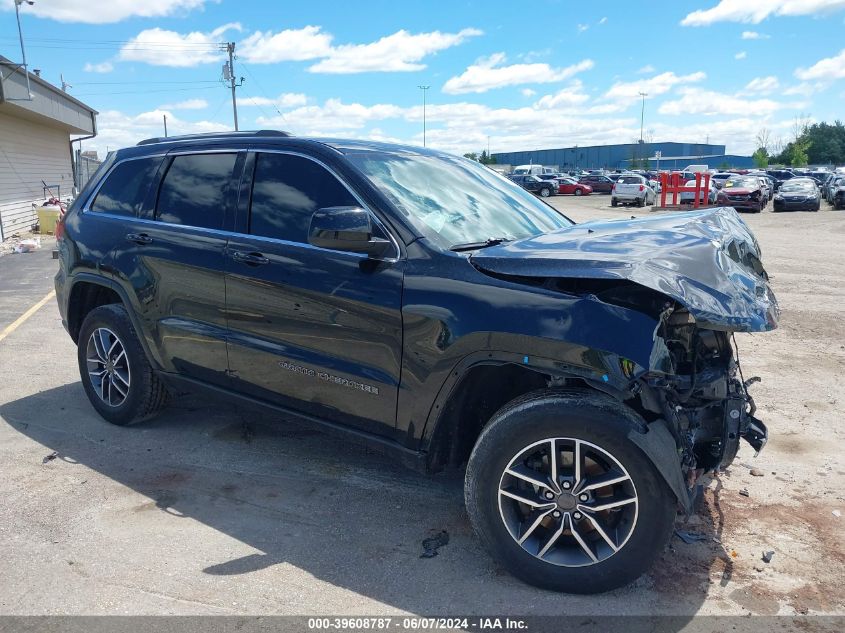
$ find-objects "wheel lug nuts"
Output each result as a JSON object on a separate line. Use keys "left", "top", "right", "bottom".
{"left": 562, "top": 481, "right": 571, "bottom": 489}
{"left": 552, "top": 510, "right": 561, "bottom": 518}
{"left": 544, "top": 491, "right": 555, "bottom": 500}
{"left": 579, "top": 493, "right": 589, "bottom": 502}
{"left": 573, "top": 512, "right": 582, "bottom": 520}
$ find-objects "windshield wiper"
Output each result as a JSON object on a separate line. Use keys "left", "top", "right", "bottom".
{"left": 449, "top": 237, "right": 512, "bottom": 252}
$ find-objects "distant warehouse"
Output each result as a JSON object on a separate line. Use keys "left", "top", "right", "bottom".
{"left": 0, "top": 56, "right": 97, "bottom": 240}
{"left": 492, "top": 141, "right": 753, "bottom": 171}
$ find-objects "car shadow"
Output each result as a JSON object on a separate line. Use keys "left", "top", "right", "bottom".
{"left": 1, "top": 382, "right": 722, "bottom": 619}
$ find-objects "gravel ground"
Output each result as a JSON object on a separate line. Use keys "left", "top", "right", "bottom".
{"left": 0, "top": 196, "right": 842, "bottom": 619}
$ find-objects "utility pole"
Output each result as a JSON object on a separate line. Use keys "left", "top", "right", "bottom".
{"left": 418, "top": 85, "right": 430, "bottom": 147}
{"left": 14, "top": 0, "right": 34, "bottom": 99}
{"left": 163, "top": 114, "right": 168, "bottom": 138}
{"left": 638, "top": 91, "right": 648, "bottom": 143}
{"left": 223, "top": 42, "right": 244, "bottom": 131}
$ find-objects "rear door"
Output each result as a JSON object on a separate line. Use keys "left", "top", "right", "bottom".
{"left": 115, "top": 150, "right": 242, "bottom": 386}
{"left": 224, "top": 150, "right": 404, "bottom": 435}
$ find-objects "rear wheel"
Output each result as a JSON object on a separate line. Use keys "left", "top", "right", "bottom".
{"left": 611, "top": 198, "right": 618, "bottom": 207}
{"left": 539, "top": 187, "right": 551, "bottom": 198}
{"left": 78, "top": 304, "right": 169, "bottom": 426}
{"left": 465, "top": 390, "right": 676, "bottom": 593}
{"left": 637, "top": 196, "right": 646, "bottom": 208}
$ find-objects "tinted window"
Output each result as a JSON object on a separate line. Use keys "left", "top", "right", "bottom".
{"left": 617, "top": 176, "right": 644, "bottom": 184}
{"left": 90, "top": 157, "right": 161, "bottom": 216}
{"left": 249, "top": 153, "right": 357, "bottom": 243}
{"left": 156, "top": 153, "right": 238, "bottom": 229}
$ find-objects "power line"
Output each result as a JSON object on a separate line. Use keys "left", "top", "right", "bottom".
{"left": 73, "top": 85, "right": 221, "bottom": 97}
{"left": 238, "top": 61, "right": 285, "bottom": 118}
{"left": 73, "top": 80, "right": 222, "bottom": 86}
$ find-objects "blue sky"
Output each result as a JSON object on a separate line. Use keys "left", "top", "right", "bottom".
{"left": 2, "top": 0, "right": 844, "bottom": 158}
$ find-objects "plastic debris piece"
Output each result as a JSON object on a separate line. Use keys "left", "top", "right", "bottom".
{"left": 675, "top": 530, "right": 707, "bottom": 544}
{"left": 739, "top": 488, "right": 750, "bottom": 497}
{"left": 14, "top": 238, "right": 41, "bottom": 254}
{"left": 833, "top": 510, "right": 841, "bottom": 518}
{"left": 730, "top": 550, "right": 738, "bottom": 558}
{"left": 42, "top": 451, "right": 58, "bottom": 464}
{"left": 762, "top": 550, "right": 775, "bottom": 563}
{"left": 420, "top": 530, "right": 449, "bottom": 558}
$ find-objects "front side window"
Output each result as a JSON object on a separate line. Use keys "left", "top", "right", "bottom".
{"left": 89, "top": 157, "right": 161, "bottom": 216}
{"left": 248, "top": 153, "right": 358, "bottom": 243}
{"left": 156, "top": 153, "right": 238, "bottom": 229}
{"left": 346, "top": 150, "right": 572, "bottom": 250}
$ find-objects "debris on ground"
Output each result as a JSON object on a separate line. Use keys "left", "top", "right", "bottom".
{"left": 750, "top": 468, "right": 765, "bottom": 477}
{"left": 833, "top": 510, "right": 841, "bottom": 518}
{"left": 762, "top": 551, "right": 775, "bottom": 563}
{"left": 420, "top": 530, "right": 449, "bottom": 558}
{"left": 42, "top": 451, "right": 58, "bottom": 464}
{"left": 739, "top": 488, "right": 750, "bottom": 497}
{"left": 674, "top": 530, "right": 707, "bottom": 544}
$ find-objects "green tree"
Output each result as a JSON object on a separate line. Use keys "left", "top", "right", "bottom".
{"left": 478, "top": 150, "right": 496, "bottom": 165}
{"left": 752, "top": 147, "right": 769, "bottom": 168}
{"left": 463, "top": 152, "right": 478, "bottom": 161}
{"left": 788, "top": 139, "right": 811, "bottom": 167}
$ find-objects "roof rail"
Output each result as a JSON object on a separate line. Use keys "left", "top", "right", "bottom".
{"left": 137, "top": 129, "right": 293, "bottom": 146}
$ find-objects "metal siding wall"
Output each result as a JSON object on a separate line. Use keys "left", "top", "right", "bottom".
{"left": 0, "top": 112, "right": 74, "bottom": 237}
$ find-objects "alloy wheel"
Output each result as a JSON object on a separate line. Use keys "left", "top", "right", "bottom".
{"left": 498, "top": 437, "right": 638, "bottom": 567}
{"left": 85, "top": 327, "right": 131, "bottom": 407}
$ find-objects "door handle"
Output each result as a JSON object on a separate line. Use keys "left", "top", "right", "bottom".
{"left": 125, "top": 233, "right": 153, "bottom": 245}
{"left": 231, "top": 251, "right": 270, "bottom": 266}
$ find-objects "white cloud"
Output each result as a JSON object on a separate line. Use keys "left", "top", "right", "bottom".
{"left": 119, "top": 23, "right": 241, "bottom": 67}
{"left": 159, "top": 99, "right": 209, "bottom": 110}
{"left": 735, "top": 51, "right": 747, "bottom": 59}
{"left": 604, "top": 71, "right": 707, "bottom": 102}
{"left": 534, "top": 81, "right": 590, "bottom": 109}
{"left": 442, "top": 54, "right": 594, "bottom": 94}
{"left": 83, "top": 61, "right": 114, "bottom": 74}
{"left": 238, "top": 26, "right": 334, "bottom": 64}
{"left": 598, "top": 17, "right": 608, "bottom": 24}
{"left": 782, "top": 81, "right": 825, "bottom": 95}
{"left": 577, "top": 24, "right": 589, "bottom": 33}
{"left": 307, "top": 28, "right": 482, "bottom": 73}
{"left": 237, "top": 93, "right": 308, "bottom": 108}
{"left": 741, "top": 30, "right": 770, "bottom": 38}
{"left": 795, "top": 48, "right": 845, "bottom": 80}
{"left": 256, "top": 99, "right": 404, "bottom": 133}
{"left": 521, "top": 88, "right": 537, "bottom": 97}
{"left": 1, "top": 0, "right": 208, "bottom": 24}
{"left": 681, "top": 0, "right": 845, "bottom": 26}
{"left": 743, "top": 76, "right": 780, "bottom": 93}
{"left": 658, "top": 87, "right": 794, "bottom": 116}
{"left": 637, "top": 64, "right": 656, "bottom": 74}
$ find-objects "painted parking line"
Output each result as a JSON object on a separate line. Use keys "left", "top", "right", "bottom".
{"left": 0, "top": 290, "right": 56, "bottom": 344}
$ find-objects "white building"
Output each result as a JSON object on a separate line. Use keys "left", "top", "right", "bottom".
{"left": 0, "top": 56, "right": 97, "bottom": 240}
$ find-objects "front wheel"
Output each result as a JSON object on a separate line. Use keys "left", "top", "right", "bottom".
{"left": 611, "top": 198, "right": 618, "bottom": 207}
{"left": 465, "top": 390, "right": 676, "bottom": 593}
{"left": 539, "top": 187, "right": 551, "bottom": 198}
{"left": 574, "top": 189, "right": 582, "bottom": 196}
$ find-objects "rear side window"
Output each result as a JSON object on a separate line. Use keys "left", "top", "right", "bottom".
{"left": 89, "top": 157, "right": 161, "bottom": 216}
{"left": 156, "top": 153, "right": 238, "bottom": 229}
{"left": 617, "top": 176, "right": 644, "bottom": 184}
{"left": 248, "top": 153, "right": 358, "bottom": 243}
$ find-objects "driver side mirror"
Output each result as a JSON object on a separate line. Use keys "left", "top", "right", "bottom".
{"left": 308, "top": 206, "right": 392, "bottom": 258}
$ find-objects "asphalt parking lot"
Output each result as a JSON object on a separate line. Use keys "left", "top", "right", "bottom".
{"left": 0, "top": 196, "right": 843, "bottom": 618}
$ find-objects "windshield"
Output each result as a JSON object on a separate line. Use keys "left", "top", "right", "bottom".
{"left": 345, "top": 151, "right": 573, "bottom": 249}
{"left": 724, "top": 177, "right": 758, "bottom": 189}
{"left": 617, "top": 176, "right": 644, "bottom": 184}
{"left": 781, "top": 181, "right": 815, "bottom": 192}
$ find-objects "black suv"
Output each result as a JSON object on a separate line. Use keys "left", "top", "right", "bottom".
{"left": 508, "top": 174, "right": 555, "bottom": 197}
{"left": 55, "top": 131, "right": 777, "bottom": 594}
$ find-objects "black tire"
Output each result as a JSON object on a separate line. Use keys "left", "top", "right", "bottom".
{"left": 574, "top": 189, "right": 582, "bottom": 196}
{"left": 637, "top": 196, "right": 646, "bottom": 208}
{"left": 539, "top": 187, "right": 551, "bottom": 198}
{"left": 611, "top": 198, "right": 618, "bottom": 207}
{"left": 77, "top": 304, "right": 169, "bottom": 426}
{"left": 465, "top": 390, "right": 676, "bottom": 594}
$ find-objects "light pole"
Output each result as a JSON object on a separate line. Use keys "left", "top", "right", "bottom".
{"left": 14, "top": 0, "right": 35, "bottom": 99}
{"left": 418, "top": 85, "right": 430, "bottom": 147}
{"left": 638, "top": 91, "right": 648, "bottom": 143}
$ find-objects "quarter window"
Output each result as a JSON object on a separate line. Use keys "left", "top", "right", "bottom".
{"left": 249, "top": 153, "right": 358, "bottom": 243}
{"left": 156, "top": 153, "right": 238, "bottom": 229}
{"left": 89, "top": 157, "right": 161, "bottom": 216}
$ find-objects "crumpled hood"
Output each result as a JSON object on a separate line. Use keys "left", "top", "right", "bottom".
{"left": 470, "top": 207, "right": 779, "bottom": 332}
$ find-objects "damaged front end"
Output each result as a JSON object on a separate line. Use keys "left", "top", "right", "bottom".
{"left": 469, "top": 207, "right": 779, "bottom": 509}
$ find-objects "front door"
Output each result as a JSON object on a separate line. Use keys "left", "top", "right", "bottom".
{"left": 224, "top": 151, "right": 403, "bottom": 436}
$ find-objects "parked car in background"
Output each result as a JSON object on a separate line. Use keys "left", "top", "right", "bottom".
{"left": 512, "top": 165, "right": 552, "bottom": 176}
{"left": 679, "top": 179, "right": 718, "bottom": 205}
{"left": 611, "top": 174, "right": 655, "bottom": 207}
{"left": 752, "top": 175, "right": 772, "bottom": 205}
{"left": 823, "top": 174, "right": 845, "bottom": 203}
{"left": 716, "top": 175, "right": 766, "bottom": 213}
{"left": 557, "top": 178, "right": 592, "bottom": 195}
{"left": 772, "top": 178, "right": 821, "bottom": 212}
{"left": 765, "top": 169, "right": 796, "bottom": 192}
{"left": 578, "top": 174, "right": 614, "bottom": 193}
{"left": 832, "top": 180, "right": 845, "bottom": 210}
{"left": 510, "top": 174, "right": 556, "bottom": 198}
{"left": 710, "top": 173, "right": 734, "bottom": 189}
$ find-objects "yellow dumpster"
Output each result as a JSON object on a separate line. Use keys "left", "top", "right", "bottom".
{"left": 36, "top": 206, "right": 61, "bottom": 234}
